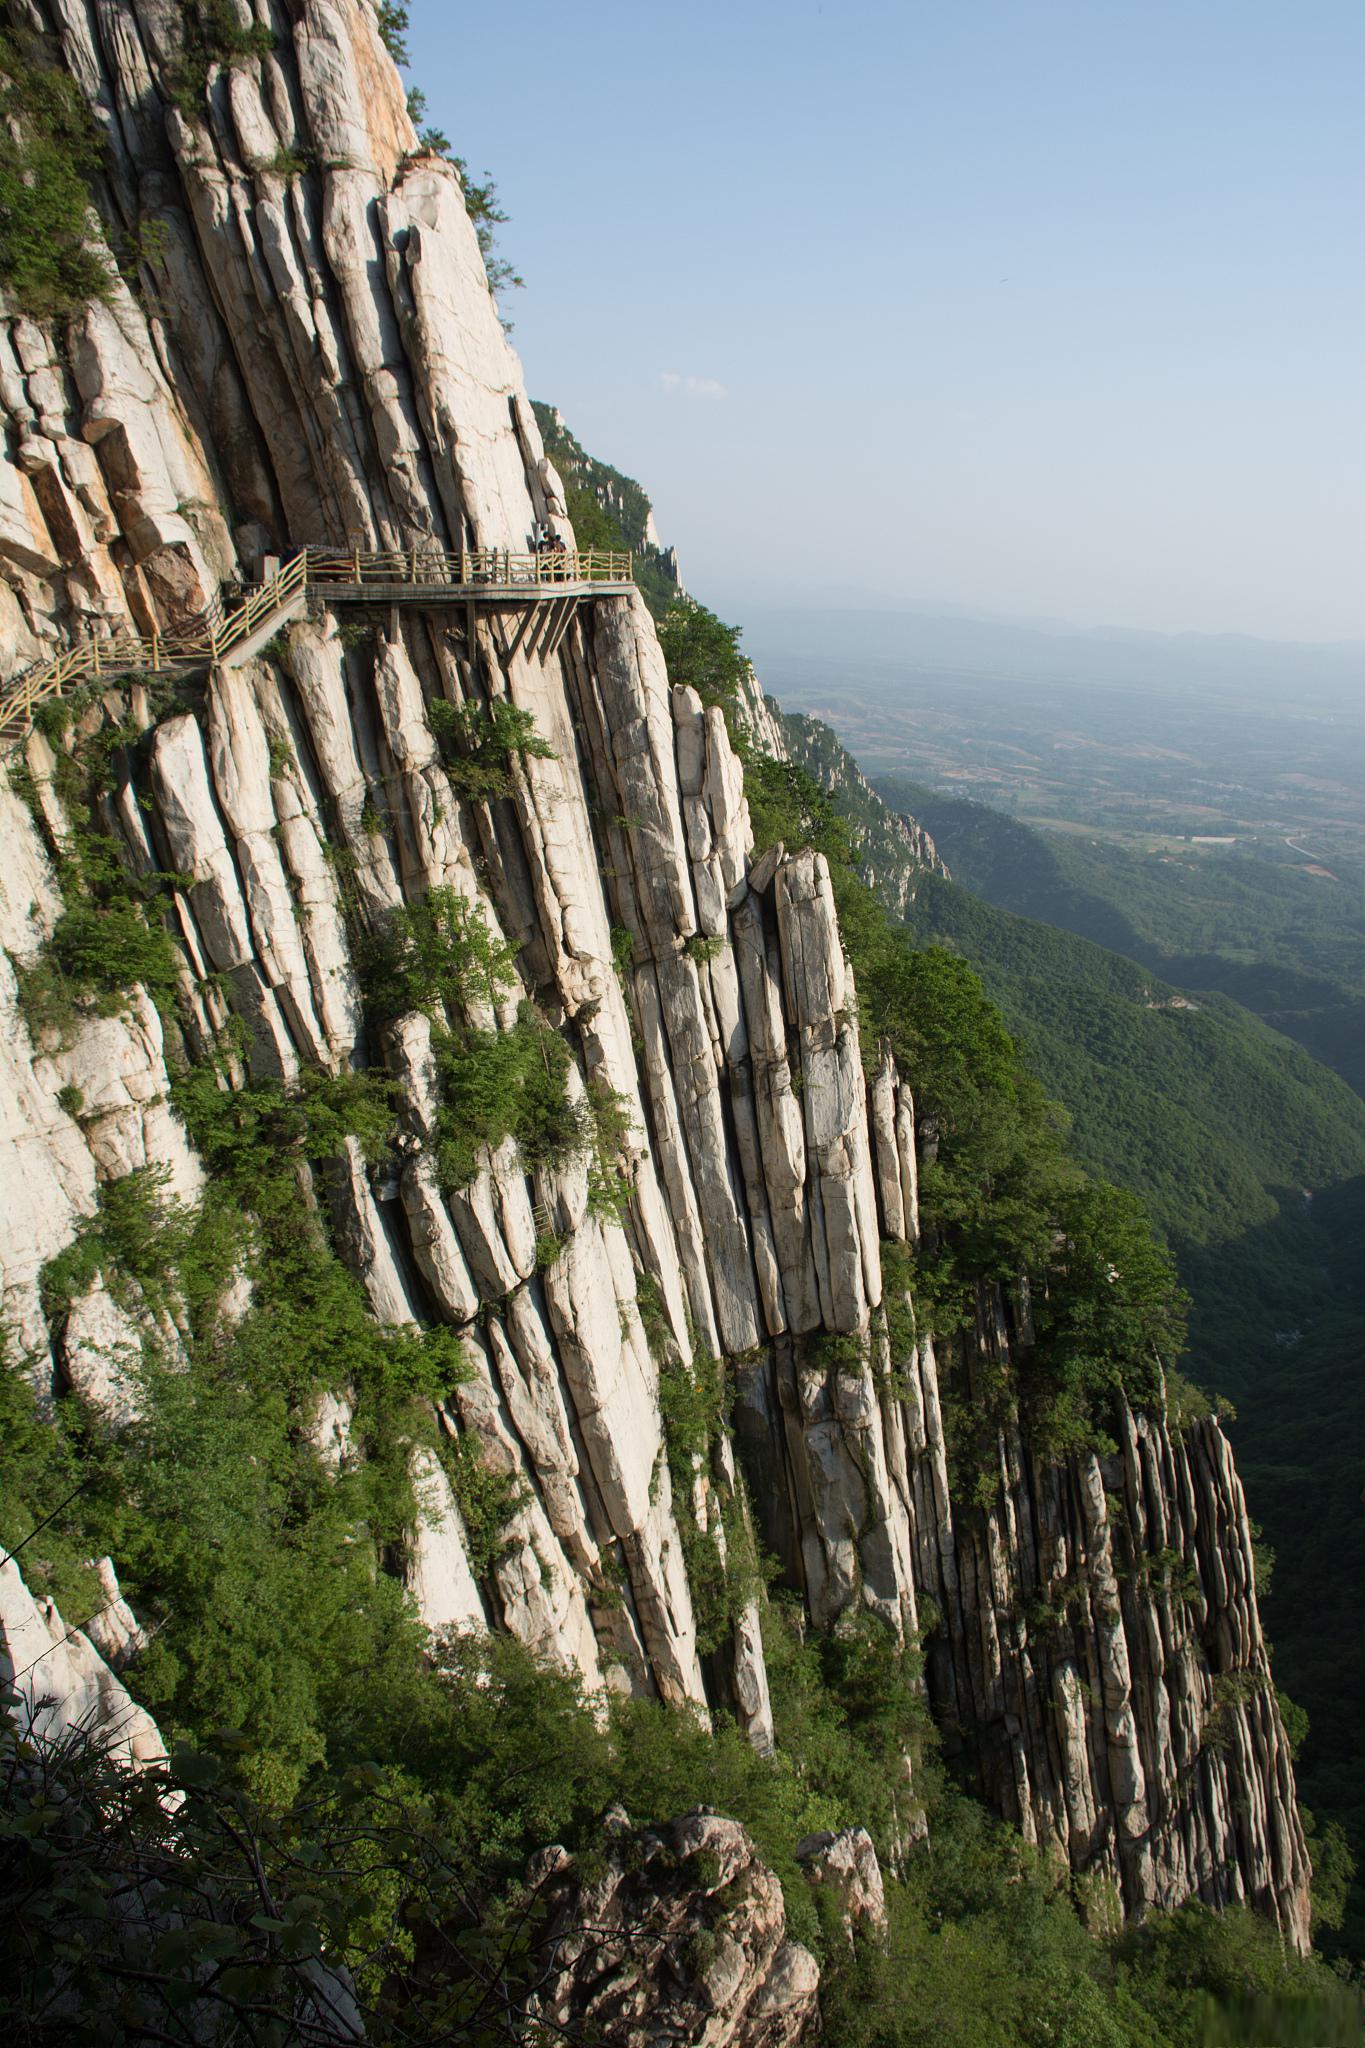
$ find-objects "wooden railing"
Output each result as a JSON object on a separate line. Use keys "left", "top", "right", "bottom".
{"left": 0, "top": 545, "right": 635, "bottom": 753}
{"left": 299, "top": 545, "right": 633, "bottom": 588}
{"left": 0, "top": 555, "right": 310, "bottom": 753}
{"left": 198, "top": 551, "right": 309, "bottom": 655}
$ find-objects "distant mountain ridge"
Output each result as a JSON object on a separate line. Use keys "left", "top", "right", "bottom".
{"left": 531, "top": 400, "right": 685, "bottom": 619}
{"left": 734, "top": 603, "right": 1365, "bottom": 708}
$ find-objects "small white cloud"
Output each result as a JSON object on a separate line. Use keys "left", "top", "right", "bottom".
{"left": 658, "top": 371, "right": 727, "bottom": 400}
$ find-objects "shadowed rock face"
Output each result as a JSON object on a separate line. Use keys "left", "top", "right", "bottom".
{"left": 0, "top": 0, "right": 1308, "bottom": 1953}
{"left": 797, "top": 1827, "right": 888, "bottom": 1940}
{"left": 526, "top": 1811, "right": 821, "bottom": 2048}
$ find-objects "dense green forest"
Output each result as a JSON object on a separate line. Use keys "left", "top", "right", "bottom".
{"left": 898, "top": 874, "right": 1365, "bottom": 1365}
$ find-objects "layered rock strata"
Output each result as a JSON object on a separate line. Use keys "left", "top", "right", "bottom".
{"left": 0, "top": 0, "right": 1309, "bottom": 1951}
{"left": 899, "top": 1320, "right": 1309, "bottom": 1944}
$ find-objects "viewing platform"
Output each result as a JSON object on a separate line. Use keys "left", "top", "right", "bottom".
{"left": 0, "top": 544, "right": 635, "bottom": 753}
{"left": 296, "top": 544, "right": 635, "bottom": 601}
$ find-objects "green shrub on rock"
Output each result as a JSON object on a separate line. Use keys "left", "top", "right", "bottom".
{"left": 360, "top": 887, "right": 518, "bottom": 1024}
{"left": 657, "top": 599, "right": 752, "bottom": 714}
{"left": 427, "top": 697, "right": 555, "bottom": 804}
{"left": 432, "top": 1002, "right": 582, "bottom": 1189}
{"left": 0, "top": 30, "right": 113, "bottom": 316}
{"left": 16, "top": 825, "right": 184, "bottom": 1041}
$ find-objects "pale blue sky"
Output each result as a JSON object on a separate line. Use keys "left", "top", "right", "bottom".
{"left": 406, "top": 1, "right": 1363, "bottom": 643}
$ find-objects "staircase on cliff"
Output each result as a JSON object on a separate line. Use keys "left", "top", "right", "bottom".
{"left": 0, "top": 546, "right": 634, "bottom": 752}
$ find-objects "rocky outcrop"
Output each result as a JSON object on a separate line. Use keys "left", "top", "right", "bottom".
{"left": 796, "top": 1827, "right": 888, "bottom": 1939}
{"left": 0, "top": 1552, "right": 166, "bottom": 1772}
{"left": 0, "top": 0, "right": 1310, "bottom": 1959}
{"left": 900, "top": 1320, "right": 1311, "bottom": 1948}
{"left": 526, "top": 1810, "right": 820, "bottom": 2048}
{"left": 780, "top": 710, "right": 948, "bottom": 917}
{"left": 736, "top": 668, "right": 790, "bottom": 763}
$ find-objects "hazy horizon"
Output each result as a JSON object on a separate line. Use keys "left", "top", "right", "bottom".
{"left": 410, "top": 0, "right": 1364, "bottom": 646}
{"left": 712, "top": 595, "right": 1365, "bottom": 659}
{"left": 731, "top": 600, "right": 1365, "bottom": 721}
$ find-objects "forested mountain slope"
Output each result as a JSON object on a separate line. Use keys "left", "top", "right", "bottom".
{"left": 882, "top": 778, "right": 1365, "bottom": 1102}
{"left": 899, "top": 874, "right": 1365, "bottom": 1377}
{"left": 530, "top": 401, "right": 685, "bottom": 619}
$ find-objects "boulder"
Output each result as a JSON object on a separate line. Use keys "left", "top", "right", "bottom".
{"left": 526, "top": 1810, "right": 820, "bottom": 2048}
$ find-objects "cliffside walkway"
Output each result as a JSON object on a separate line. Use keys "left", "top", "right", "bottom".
{"left": 0, "top": 545, "right": 634, "bottom": 755}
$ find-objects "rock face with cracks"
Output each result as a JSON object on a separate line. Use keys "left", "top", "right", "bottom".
{"left": 0, "top": 0, "right": 1309, "bottom": 1965}
{"left": 526, "top": 1810, "right": 822, "bottom": 2048}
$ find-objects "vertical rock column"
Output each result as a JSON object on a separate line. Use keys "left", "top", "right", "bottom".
{"left": 727, "top": 854, "right": 918, "bottom": 1640}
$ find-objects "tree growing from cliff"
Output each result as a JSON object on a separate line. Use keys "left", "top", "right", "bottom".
{"left": 398, "top": 42, "right": 524, "bottom": 310}
{"left": 0, "top": 30, "right": 114, "bottom": 315}
{"left": 375, "top": 1, "right": 411, "bottom": 65}
{"left": 1027, "top": 1181, "right": 1190, "bottom": 1449}
{"left": 657, "top": 600, "right": 752, "bottom": 715}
